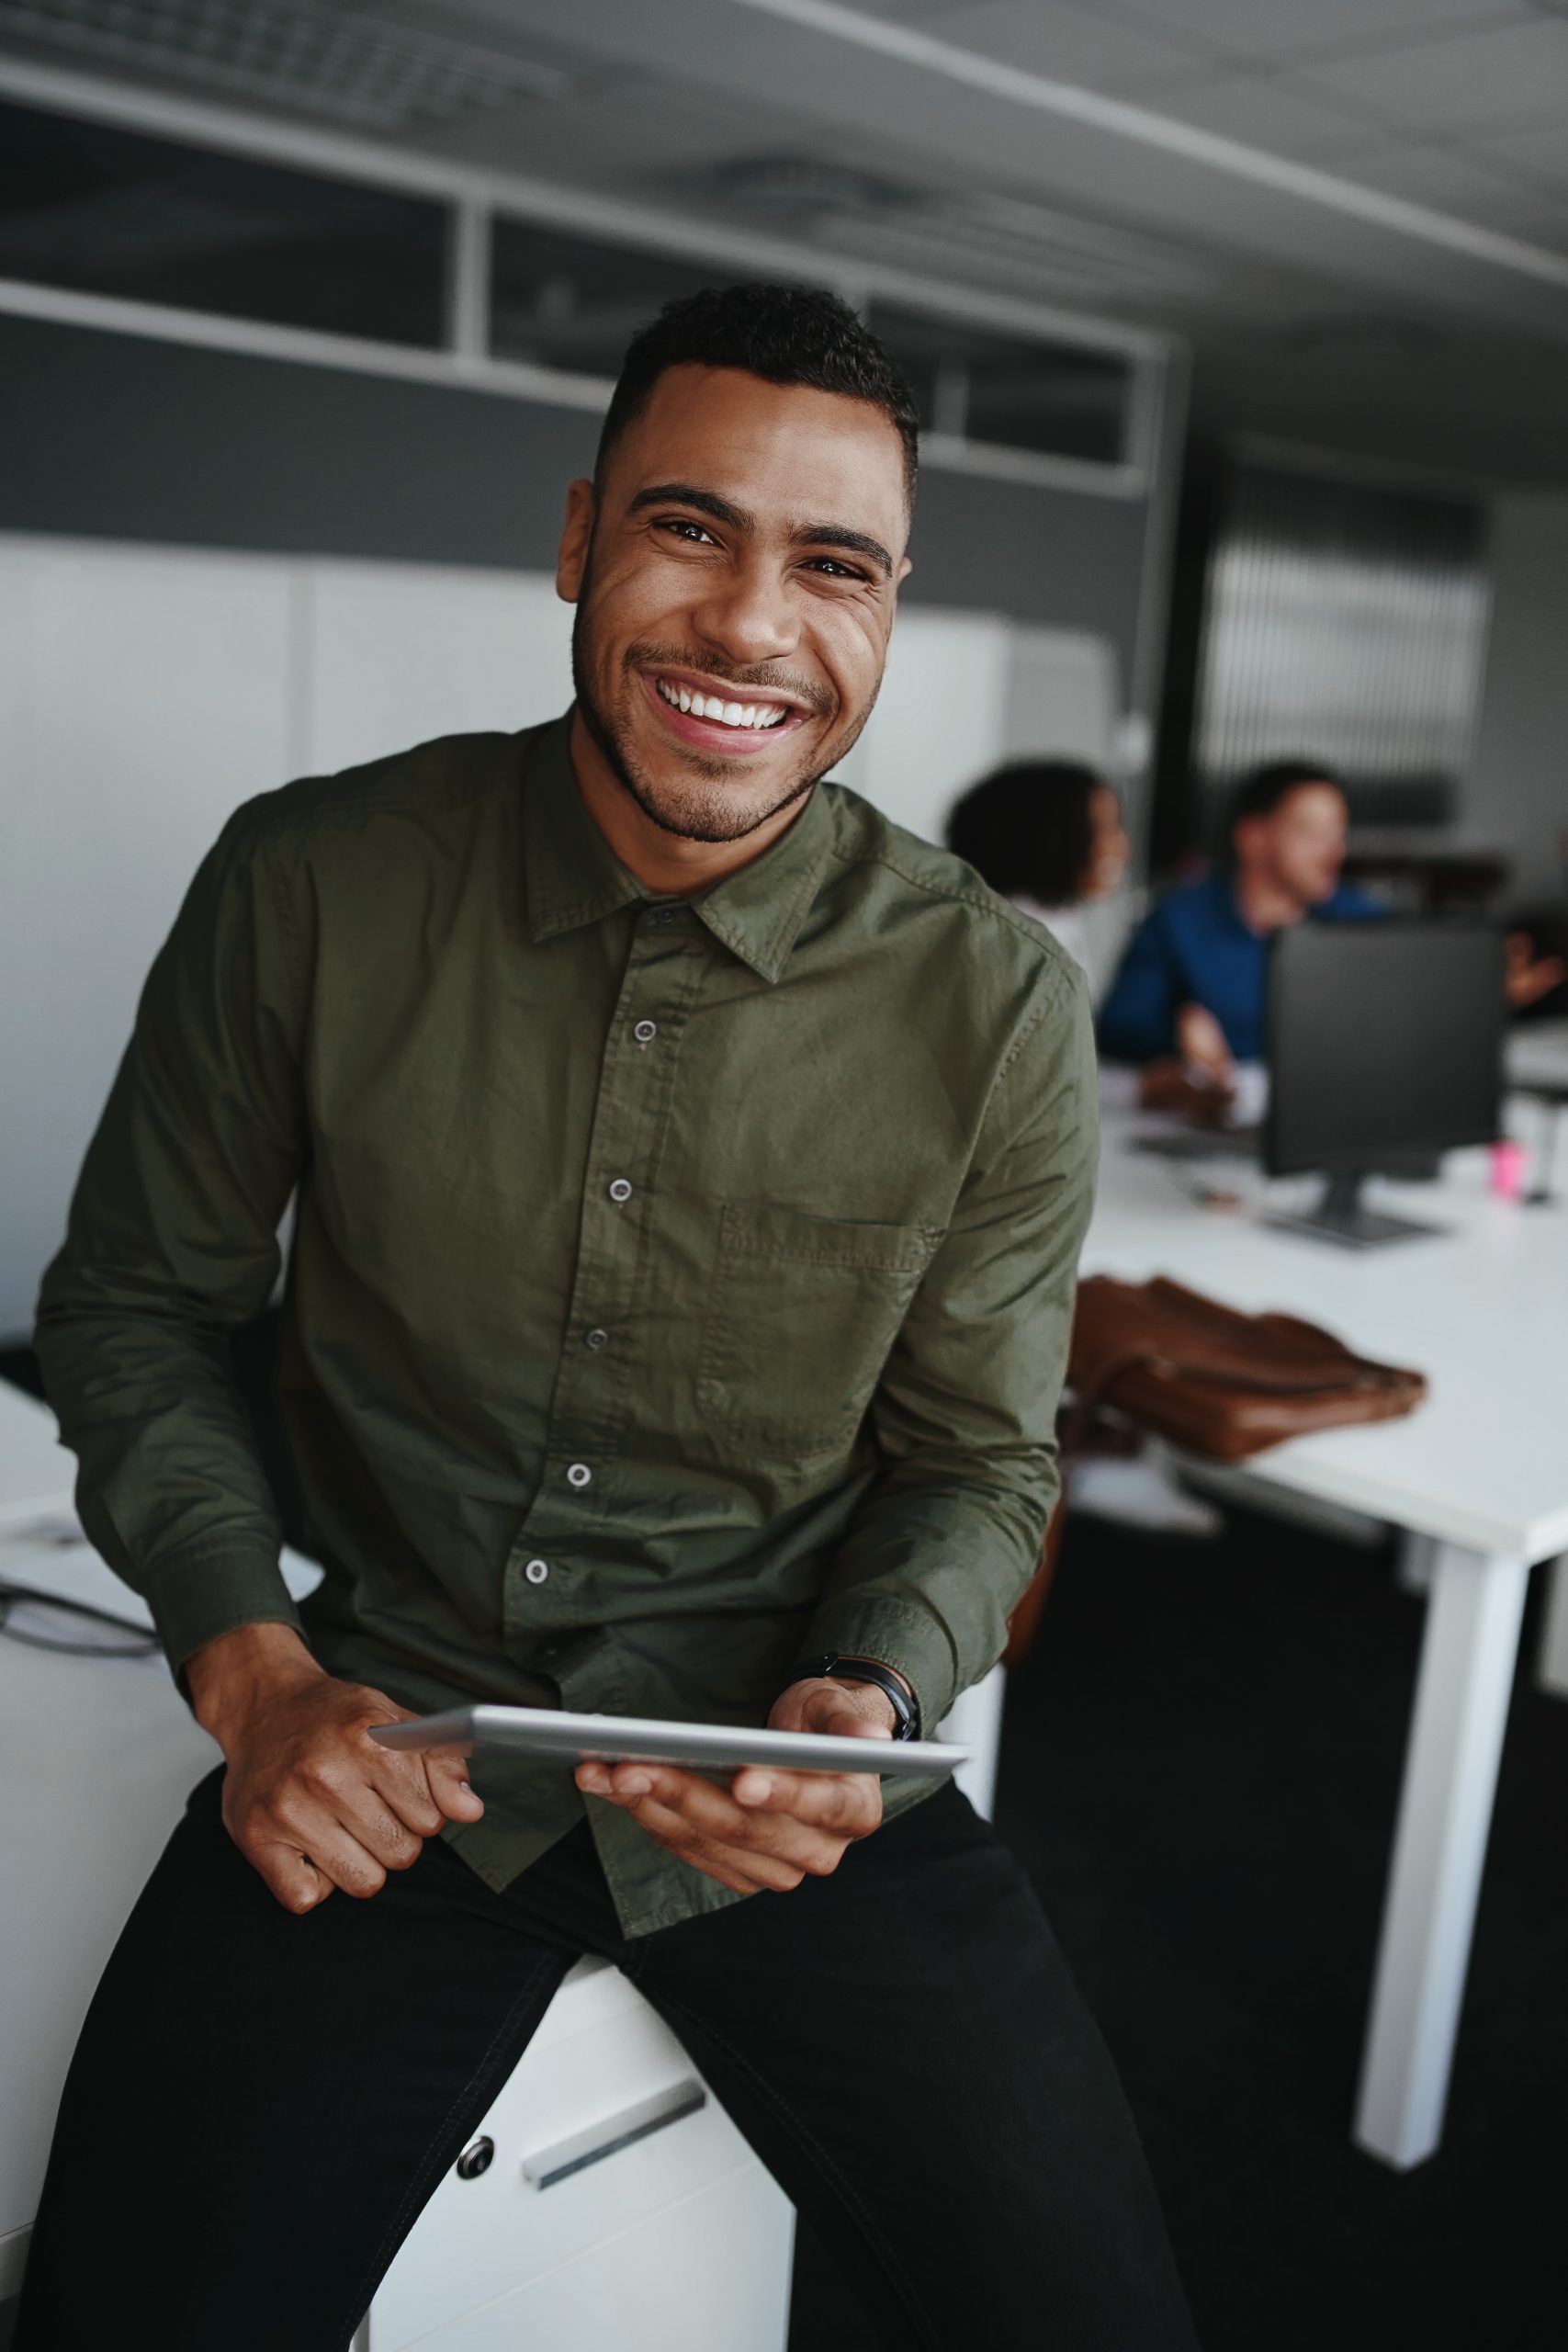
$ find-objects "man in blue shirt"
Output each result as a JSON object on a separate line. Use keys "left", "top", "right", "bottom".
{"left": 1099, "top": 759, "right": 1380, "bottom": 1080}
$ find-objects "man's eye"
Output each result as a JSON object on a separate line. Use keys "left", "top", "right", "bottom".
{"left": 659, "top": 518, "right": 716, "bottom": 545}
{"left": 807, "top": 558, "right": 869, "bottom": 582}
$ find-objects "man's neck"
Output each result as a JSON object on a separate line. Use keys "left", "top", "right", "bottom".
{"left": 568, "top": 708, "right": 812, "bottom": 898}
{"left": 1233, "top": 865, "right": 1308, "bottom": 937}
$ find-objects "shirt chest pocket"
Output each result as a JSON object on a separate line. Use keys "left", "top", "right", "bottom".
{"left": 696, "top": 1204, "right": 943, "bottom": 1464}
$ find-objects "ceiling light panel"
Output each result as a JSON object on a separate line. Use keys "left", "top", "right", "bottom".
{"left": 0, "top": 0, "right": 574, "bottom": 131}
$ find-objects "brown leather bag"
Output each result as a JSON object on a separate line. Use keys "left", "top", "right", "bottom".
{"left": 1001, "top": 1274, "right": 1427, "bottom": 1666}
{"left": 1065, "top": 1274, "right": 1427, "bottom": 1464}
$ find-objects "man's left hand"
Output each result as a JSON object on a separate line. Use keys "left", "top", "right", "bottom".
{"left": 573, "top": 1675, "right": 896, "bottom": 1894}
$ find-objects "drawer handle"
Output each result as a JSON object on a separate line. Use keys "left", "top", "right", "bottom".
{"left": 520, "top": 2079, "right": 706, "bottom": 2191}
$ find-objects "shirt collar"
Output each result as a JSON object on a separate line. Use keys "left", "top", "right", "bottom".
{"left": 522, "top": 709, "right": 839, "bottom": 985}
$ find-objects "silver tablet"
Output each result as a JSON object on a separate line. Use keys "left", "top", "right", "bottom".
{"left": 369, "top": 1703, "right": 969, "bottom": 1780}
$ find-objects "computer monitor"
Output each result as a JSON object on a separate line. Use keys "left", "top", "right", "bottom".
{"left": 1264, "top": 921, "right": 1505, "bottom": 1247}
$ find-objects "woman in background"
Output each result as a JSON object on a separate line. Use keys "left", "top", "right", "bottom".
{"left": 945, "top": 758, "right": 1130, "bottom": 1002}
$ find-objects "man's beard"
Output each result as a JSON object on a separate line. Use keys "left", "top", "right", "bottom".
{"left": 570, "top": 605, "right": 871, "bottom": 846}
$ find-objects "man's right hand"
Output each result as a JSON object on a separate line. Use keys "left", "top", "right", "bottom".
{"left": 186, "top": 1622, "right": 484, "bottom": 1914}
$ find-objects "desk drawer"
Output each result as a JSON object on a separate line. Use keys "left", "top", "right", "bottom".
{"left": 367, "top": 1968, "right": 777, "bottom": 2350}
{"left": 384, "top": 2162, "right": 793, "bottom": 2352}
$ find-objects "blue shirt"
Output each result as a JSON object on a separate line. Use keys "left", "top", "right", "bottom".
{"left": 1097, "top": 869, "right": 1382, "bottom": 1065}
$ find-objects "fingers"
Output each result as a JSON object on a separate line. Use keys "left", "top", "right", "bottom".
{"left": 732, "top": 1765, "right": 882, "bottom": 1837}
{"left": 575, "top": 1759, "right": 875, "bottom": 1891}
{"left": 250, "top": 1837, "right": 333, "bottom": 1916}
{"left": 601, "top": 1790, "right": 799, "bottom": 1895}
{"left": 420, "top": 1745, "right": 487, "bottom": 1826}
{"left": 243, "top": 1805, "right": 389, "bottom": 1907}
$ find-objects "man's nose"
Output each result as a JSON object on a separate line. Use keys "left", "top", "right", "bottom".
{"left": 687, "top": 559, "right": 801, "bottom": 672}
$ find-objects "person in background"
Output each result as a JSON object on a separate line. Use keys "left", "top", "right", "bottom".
{"left": 1504, "top": 903, "right": 1568, "bottom": 1021}
{"left": 944, "top": 757, "right": 1131, "bottom": 1003}
{"left": 1097, "top": 757, "right": 1375, "bottom": 1087}
{"left": 1098, "top": 761, "right": 1565, "bottom": 1095}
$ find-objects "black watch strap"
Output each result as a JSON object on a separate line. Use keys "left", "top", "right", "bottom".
{"left": 790, "top": 1654, "right": 920, "bottom": 1740}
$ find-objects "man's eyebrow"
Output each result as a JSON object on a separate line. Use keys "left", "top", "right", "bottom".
{"left": 627, "top": 481, "right": 753, "bottom": 533}
{"left": 627, "top": 481, "right": 895, "bottom": 581}
{"left": 790, "top": 521, "right": 894, "bottom": 579}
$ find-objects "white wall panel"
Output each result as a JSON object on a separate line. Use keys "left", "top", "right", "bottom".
{"left": 301, "top": 561, "right": 574, "bottom": 778}
{"left": 837, "top": 606, "right": 1012, "bottom": 846}
{"left": 839, "top": 606, "right": 1119, "bottom": 849}
{"left": 1002, "top": 628, "right": 1119, "bottom": 769}
{"left": 1, "top": 537, "right": 294, "bottom": 1332}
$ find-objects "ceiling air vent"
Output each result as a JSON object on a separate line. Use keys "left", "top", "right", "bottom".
{"left": 678, "top": 153, "right": 920, "bottom": 218}
{"left": 0, "top": 0, "right": 574, "bottom": 130}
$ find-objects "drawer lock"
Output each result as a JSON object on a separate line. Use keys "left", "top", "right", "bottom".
{"left": 455, "top": 2135, "right": 495, "bottom": 2181}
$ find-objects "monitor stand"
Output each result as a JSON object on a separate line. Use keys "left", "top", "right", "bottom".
{"left": 1264, "top": 1170, "right": 1448, "bottom": 1250}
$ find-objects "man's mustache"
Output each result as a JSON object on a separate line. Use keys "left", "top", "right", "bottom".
{"left": 625, "top": 642, "right": 832, "bottom": 717}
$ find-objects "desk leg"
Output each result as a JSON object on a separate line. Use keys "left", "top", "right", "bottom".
{"left": 1353, "top": 1542, "right": 1529, "bottom": 2170}
{"left": 1538, "top": 1556, "right": 1568, "bottom": 1700}
{"left": 1395, "top": 1530, "right": 1437, "bottom": 1597}
{"left": 939, "top": 1663, "right": 1006, "bottom": 1823}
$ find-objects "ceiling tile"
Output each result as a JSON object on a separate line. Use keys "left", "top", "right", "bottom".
{"left": 413, "top": 78, "right": 810, "bottom": 190}
{"left": 912, "top": 2, "right": 1209, "bottom": 92}
{"left": 1139, "top": 71, "right": 1383, "bottom": 156}
{"left": 1469, "top": 119, "right": 1568, "bottom": 188}
{"left": 1109, "top": 0, "right": 1531, "bottom": 62}
{"left": 1299, "top": 17, "right": 1568, "bottom": 134}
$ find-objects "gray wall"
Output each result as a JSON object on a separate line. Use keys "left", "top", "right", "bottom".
{"left": 0, "top": 314, "right": 1151, "bottom": 684}
{"left": 1465, "top": 492, "right": 1568, "bottom": 902}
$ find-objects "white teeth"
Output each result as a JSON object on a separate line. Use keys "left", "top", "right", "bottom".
{"left": 657, "top": 678, "right": 791, "bottom": 729}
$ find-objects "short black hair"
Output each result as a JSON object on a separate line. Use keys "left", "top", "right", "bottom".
{"left": 1228, "top": 756, "right": 1344, "bottom": 842}
{"left": 945, "top": 761, "right": 1109, "bottom": 908}
{"left": 596, "top": 283, "right": 919, "bottom": 507}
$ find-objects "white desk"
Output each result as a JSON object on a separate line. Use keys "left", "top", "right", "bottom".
{"left": 1086, "top": 1110, "right": 1568, "bottom": 2169}
{"left": 1506, "top": 1017, "right": 1568, "bottom": 1095}
{"left": 0, "top": 1375, "right": 75, "bottom": 1532}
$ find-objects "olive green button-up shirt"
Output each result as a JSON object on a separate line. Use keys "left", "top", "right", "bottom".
{"left": 35, "top": 713, "right": 1096, "bottom": 1935}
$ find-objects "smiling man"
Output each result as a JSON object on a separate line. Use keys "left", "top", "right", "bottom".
{"left": 21, "top": 288, "right": 1197, "bottom": 2350}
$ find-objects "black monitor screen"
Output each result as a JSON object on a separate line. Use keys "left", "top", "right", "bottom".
{"left": 1265, "top": 922, "right": 1504, "bottom": 1179}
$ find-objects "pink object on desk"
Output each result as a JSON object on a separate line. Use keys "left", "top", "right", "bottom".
{"left": 1490, "top": 1139, "right": 1528, "bottom": 1199}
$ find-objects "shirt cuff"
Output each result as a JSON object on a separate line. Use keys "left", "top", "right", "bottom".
{"left": 794, "top": 1596, "right": 960, "bottom": 1740}
{"left": 145, "top": 1546, "right": 307, "bottom": 1686}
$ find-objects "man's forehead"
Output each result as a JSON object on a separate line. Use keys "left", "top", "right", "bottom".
{"left": 612, "top": 366, "right": 910, "bottom": 529}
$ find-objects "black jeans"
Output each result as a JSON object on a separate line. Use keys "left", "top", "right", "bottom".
{"left": 17, "top": 1770, "right": 1198, "bottom": 2351}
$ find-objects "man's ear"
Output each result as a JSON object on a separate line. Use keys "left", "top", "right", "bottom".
{"left": 557, "top": 478, "right": 595, "bottom": 605}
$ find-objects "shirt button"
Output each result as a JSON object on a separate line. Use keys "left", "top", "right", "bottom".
{"left": 607, "top": 1177, "right": 633, "bottom": 1204}
{"left": 633, "top": 1019, "right": 658, "bottom": 1045}
{"left": 524, "top": 1557, "right": 549, "bottom": 1586}
{"left": 567, "top": 1463, "right": 592, "bottom": 1489}
{"left": 585, "top": 1328, "right": 609, "bottom": 1351}
{"left": 650, "top": 908, "right": 675, "bottom": 927}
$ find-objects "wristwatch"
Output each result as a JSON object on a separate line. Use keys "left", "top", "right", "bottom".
{"left": 789, "top": 1654, "right": 920, "bottom": 1740}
